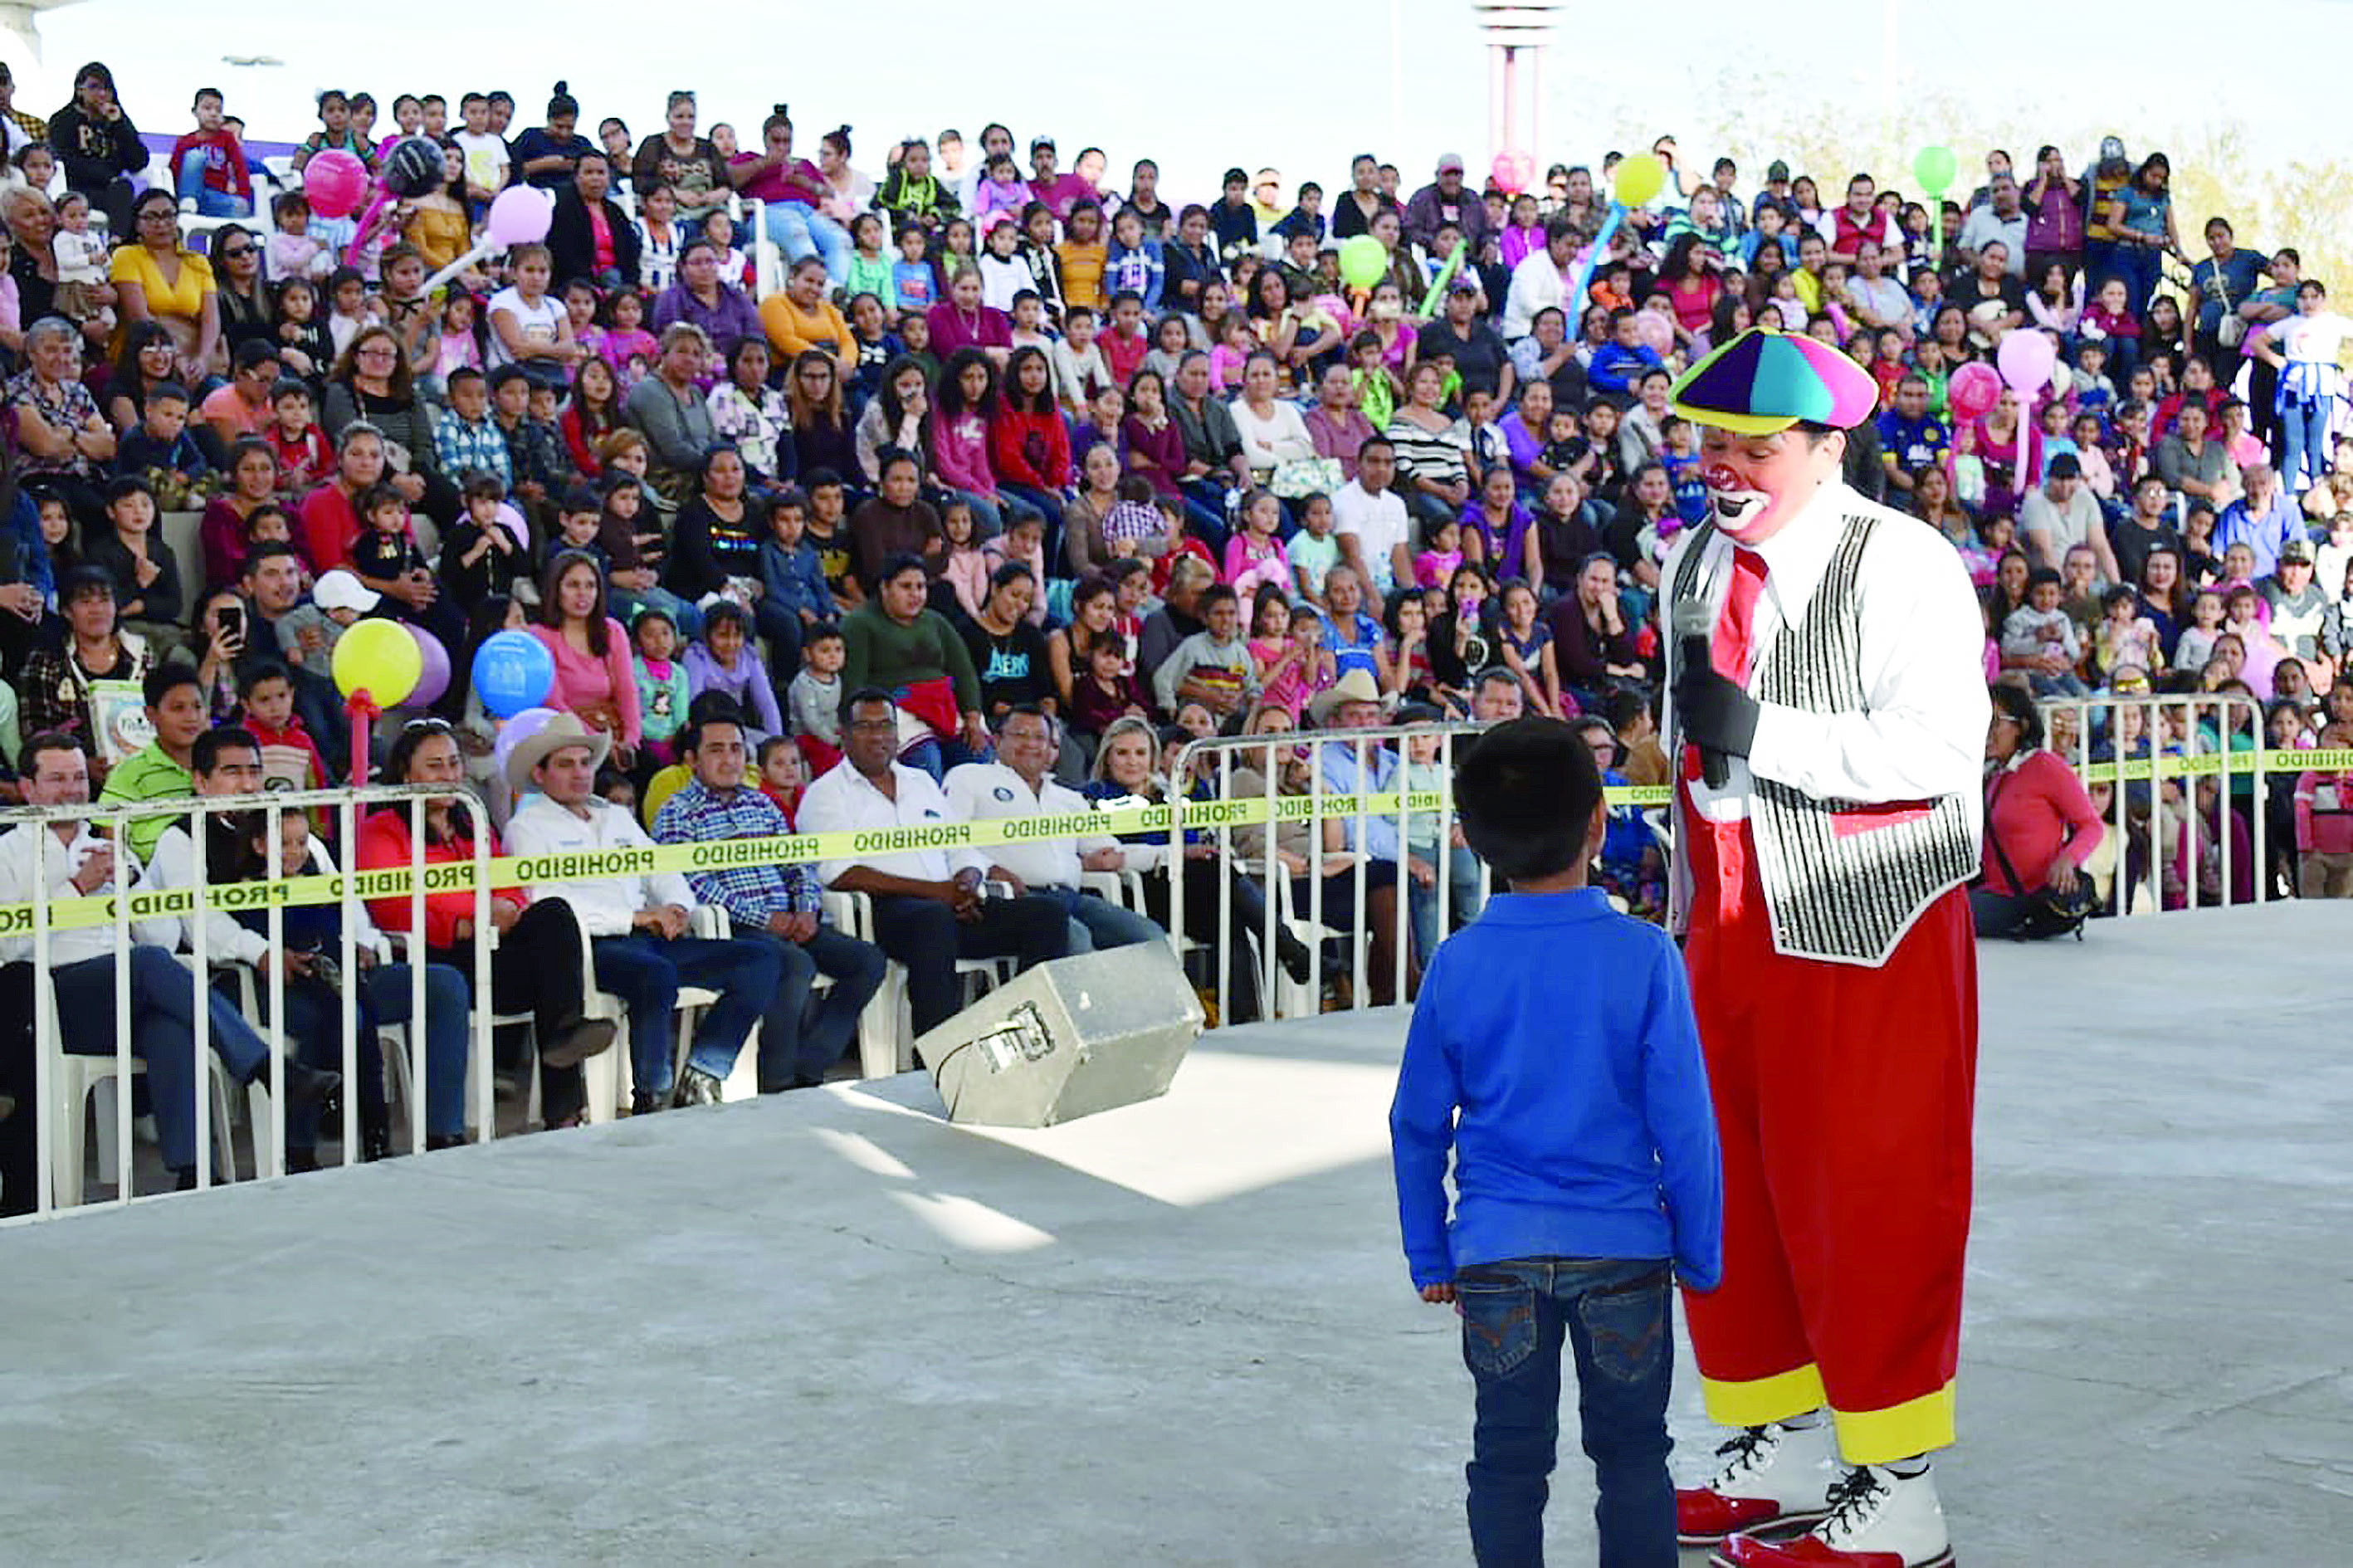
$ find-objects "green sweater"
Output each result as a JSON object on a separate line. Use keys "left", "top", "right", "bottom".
{"left": 840, "top": 601, "right": 983, "bottom": 716}
{"left": 97, "top": 742, "right": 194, "bottom": 862}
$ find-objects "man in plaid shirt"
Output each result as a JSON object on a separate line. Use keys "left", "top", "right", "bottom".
{"left": 653, "top": 711, "right": 886, "bottom": 1089}
{"left": 432, "top": 367, "right": 514, "bottom": 493}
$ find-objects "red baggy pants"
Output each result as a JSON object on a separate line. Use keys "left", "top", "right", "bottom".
{"left": 1679, "top": 812, "right": 1977, "bottom": 1465}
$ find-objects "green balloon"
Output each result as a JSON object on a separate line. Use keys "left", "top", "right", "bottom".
{"left": 1338, "top": 234, "right": 1387, "bottom": 291}
{"left": 1912, "top": 144, "right": 1957, "bottom": 195}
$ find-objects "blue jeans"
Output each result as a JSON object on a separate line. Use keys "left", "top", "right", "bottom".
{"left": 1043, "top": 884, "right": 1167, "bottom": 952}
{"left": 759, "top": 202, "right": 852, "bottom": 287}
{"left": 1456, "top": 1257, "right": 1677, "bottom": 1568}
{"left": 2280, "top": 394, "right": 2332, "bottom": 492}
{"left": 1408, "top": 842, "right": 1487, "bottom": 962}
{"left": 363, "top": 962, "right": 472, "bottom": 1139}
{"left": 174, "top": 159, "right": 253, "bottom": 219}
{"left": 589, "top": 933, "right": 782, "bottom": 1097}
{"left": 52, "top": 948, "right": 269, "bottom": 1174}
{"left": 738, "top": 922, "right": 887, "bottom": 1087}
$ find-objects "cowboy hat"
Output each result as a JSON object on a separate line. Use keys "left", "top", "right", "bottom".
{"left": 1308, "top": 667, "right": 1384, "bottom": 726}
{"left": 504, "top": 711, "right": 612, "bottom": 798}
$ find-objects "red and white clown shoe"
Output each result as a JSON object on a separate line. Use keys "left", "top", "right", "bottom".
{"left": 1717, "top": 1463, "right": 1955, "bottom": 1568}
{"left": 1675, "top": 1419, "right": 1836, "bottom": 1549}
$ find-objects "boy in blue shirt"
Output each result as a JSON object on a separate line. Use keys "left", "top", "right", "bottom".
{"left": 1391, "top": 716, "right": 1721, "bottom": 1566}
{"left": 758, "top": 486, "right": 835, "bottom": 679}
{"left": 1589, "top": 307, "right": 1667, "bottom": 396}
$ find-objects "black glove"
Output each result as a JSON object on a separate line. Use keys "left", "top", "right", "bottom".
{"left": 1675, "top": 662, "right": 1761, "bottom": 759}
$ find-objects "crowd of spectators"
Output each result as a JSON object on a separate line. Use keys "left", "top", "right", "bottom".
{"left": 0, "top": 63, "right": 2346, "bottom": 1194}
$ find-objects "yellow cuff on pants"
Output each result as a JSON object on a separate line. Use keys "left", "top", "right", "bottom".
{"left": 1831, "top": 1382, "right": 1957, "bottom": 1467}
{"left": 1698, "top": 1364, "right": 1828, "bottom": 1429}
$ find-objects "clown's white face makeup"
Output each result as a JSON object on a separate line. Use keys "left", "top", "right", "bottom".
{"left": 1697, "top": 425, "right": 1844, "bottom": 545}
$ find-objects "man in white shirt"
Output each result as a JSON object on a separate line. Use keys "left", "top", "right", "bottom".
{"left": 2019, "top": 454, "right": 2119, "bottom": 582}
{"left": 1501, "top": 217, "right": 1578, "bottom": 341}
{"left": 147, "top": 727, "right": 472, "bottom": 1161}
{"left": 505, "top": 714, "right": 779, "bottom": 1111}
{"left": 1333, "top": 439, "right": 1413, "bottom": 607}
{"left": 797, "top": 689, "right": 1069, "bottom": 1038}
{"left": 945, "top": 706, "right": 1163, "bottom": 954}
{"left": 1662, "top": 329, "right": 1985, "bottom": 1566}
{"left": 0, "top": 730, "right": 334, "bottom": 1189}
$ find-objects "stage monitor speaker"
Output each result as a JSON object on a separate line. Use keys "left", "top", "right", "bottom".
{"left": 919, "top": 945, "right": 1204, "bottom": 1129}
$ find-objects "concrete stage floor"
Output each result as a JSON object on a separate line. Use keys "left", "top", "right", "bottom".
{"left": 2, "top": 901, "right": 2348, "bottom": 1566}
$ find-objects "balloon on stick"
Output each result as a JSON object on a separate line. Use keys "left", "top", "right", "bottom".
{"left": 1912, "top": 145, "right": 1957, "bottom": 266}
{"left": 404, "top": 624, "right": 452, "bottom": 710}
{"left": 302, "top": 150, "right": 369, "bottom": 219}
{"left": 1612, "top": 153, "right": 1667, "bottom": 209}
{"left": 1996, "top": 330, "right": 2058, "bottom": 397}
{"left": 1337, "top": 234, "right": 1387, "bottom": 291}
{"left": 332, "top": 618, "right": 424, "bottom": 707}
{"left": 471, "top": 629, "right": 555, "bottom": 719}
{"left": 1947, "top": 361, "right": 2002, "bottom": 422}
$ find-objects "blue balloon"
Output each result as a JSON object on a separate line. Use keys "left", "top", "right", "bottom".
{"left": 471, "top": 629, "right": 554, "bottom": 719}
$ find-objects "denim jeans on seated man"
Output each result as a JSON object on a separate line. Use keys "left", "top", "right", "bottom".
{"left": 1454, "top": 1255, "right": 1677, "bottom": 1568}
{"left": 589, "top": 933, "right": 781, "bottom": 1099}
{"left": 1408, "top": 842, "right": 1488, "bottom": 963}
{"left": 51, "top": 946, "right": 273, "bottom": 1175}
{"left": 736, "top": 924, "right": 887, "bottom": 1088}
{"left": 1042, "top": 883, "right": 1166, "bottom": 954}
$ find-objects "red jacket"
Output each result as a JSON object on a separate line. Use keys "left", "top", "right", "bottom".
{"left": 244, "top": 715, "right": 326, "bottom": 793}
{"left": 1980, "top": 749, "right": 2106, "bottom": 896}
{"left": 989, "top": 405, "right": 1072, "bottom": 490}
{"left": 561, "top": 403, "right": 610, "bottom": 478}
{"left": 355, "top": 806, "right": 527, "bottom": 951}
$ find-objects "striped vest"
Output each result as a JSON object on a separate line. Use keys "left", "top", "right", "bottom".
{"left": 1672, "top": 515, "right": 1979, "bottom": 965}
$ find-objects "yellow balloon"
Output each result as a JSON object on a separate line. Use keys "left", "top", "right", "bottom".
{"left": 330, "top": 617, "right": 424, "bottom": 706}
{"left": 1613, "top": 152, "right": 1667, "bottom": 210}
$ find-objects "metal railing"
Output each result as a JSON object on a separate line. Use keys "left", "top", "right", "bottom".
{"left": 13, "top": 784, "right": 492, "bottom": 1220}
{"left": 2038, "top": 693, "right": 2268, "bottom": 916}
{"left": 1167, "top": 724, "right": 1496, "bottom": 1021}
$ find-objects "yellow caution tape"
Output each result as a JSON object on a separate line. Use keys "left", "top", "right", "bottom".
{"left": 12, "top": 746, "right": 2324, "bottom": 936}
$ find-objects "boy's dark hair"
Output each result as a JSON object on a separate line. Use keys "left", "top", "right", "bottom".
{"left": 803, "top": 466, "right": 844, "bottom": 492}
{"left": 2026, "top": 566, "right": 2063, "bottom": 590}
{"left": 1115, "top": 475, "right": 1154, "bottom": 505}
{"left": 143, "top": 662, "right": 204, "bottom": 711}
{"left": 460, "top": 468, "right": 506, "bottom": 502}
{"left": 754, "top": 734, "right": 793, "bottom": 767}
{"left": 803, "top": 620, "right": 845, "bottom": 649}
{"left": 487, "top": 364, "right": 530, "bottom": 393}
{"left": 1064, "top": 303, "right": 1096, "bottom": 324}
{"left": 768, "top": 486, "right": 809, "bottom": 513}
{"left": 237, "top": 658, "right": 295, "bottom": 698}
{"left": 559, "top": 485, "right": 601, "bottom": 515}
{"left": 104, "top": 475, "right": 156, "bottom": 506}
{"left": 232, "top": 339, "right": 281, "bottom": 374}
{"left": 269, "top": 377, "right": 310, "bottom": 404}
{"left": 147, "top": 380, "right": 191, "bottom": 407}
{"left": 446, "top": 365, "right": 486, "bottom": 392}
{"left": 1453, "top": 717, "right": 1603, "bottom": 884}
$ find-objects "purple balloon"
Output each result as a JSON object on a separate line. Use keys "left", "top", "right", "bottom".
{"left": 407, "top": 624, "right": 452, "bottom": 709}
{"left": 491, "top": 706, "right": 559, "bottom": 785}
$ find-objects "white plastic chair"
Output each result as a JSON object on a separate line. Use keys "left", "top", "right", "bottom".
{"left": 820, "top": 889, "right": 1005, "bottom": 1078}
{"left": 43, "top": 972, "right": 252, "bottom": 1206}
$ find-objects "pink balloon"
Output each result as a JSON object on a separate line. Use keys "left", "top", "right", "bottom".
{"left": 303, "top": 150, "right": 369, "bottom": 220}
{"left": 1996, "top": 330, "right": 2058, "bottom": 396}
{"left": 485, "top": 186, "right": 554, "bottom": 250}
{"left": 406, "top": 623, "right": 451, "bottom": 709}
{"left": 1490, "top": 149, "right": 1534, "bottom": 195}
{"left": 1633, "top": 308, "right": 1675, "bottom": 357}
{"left": 1948, "top": 361, "right": 2002, "bottom": 422}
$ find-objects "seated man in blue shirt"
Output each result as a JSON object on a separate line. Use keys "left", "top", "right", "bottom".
{"left": 1311, "top": 670, "right": 1424, "bottom": 1002}
{"left": 653, "top": 711, "right": 886, "bottom": 1091}
{"left": 1390, "top": 716, "right": 1721, "bottom": 1567}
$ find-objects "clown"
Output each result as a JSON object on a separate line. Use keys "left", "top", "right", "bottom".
{"left": 1662, "top": 328, "right": 1987, "bottom": 1568}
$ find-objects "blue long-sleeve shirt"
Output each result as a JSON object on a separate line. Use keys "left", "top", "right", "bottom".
{"left": 1390, "top": 887, "right": 1722, "bottom": 1290}
{"left": 1587, "top": 342, "right": 1666, "bottom": 396}
{"left": 1104, "top": 238, "right": 1164, "bottom": 311}
{"left": 759, "top": 536, "right": 836, "bottom": 625}
{"left": 1317, "top": 737, "right": 1402, "bottom": 862}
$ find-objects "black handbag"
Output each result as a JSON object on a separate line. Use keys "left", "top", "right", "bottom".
{"left": 1984, "top": 771, "right": 2096, "bottom": 940}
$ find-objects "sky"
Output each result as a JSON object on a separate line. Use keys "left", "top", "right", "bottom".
{"left": 2, "top": 0, "right": 2343, "bottom": 215}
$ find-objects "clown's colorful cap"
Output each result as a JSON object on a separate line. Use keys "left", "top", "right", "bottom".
{"left": 1668, "top": 326, "right": 1878, "bottom": 436}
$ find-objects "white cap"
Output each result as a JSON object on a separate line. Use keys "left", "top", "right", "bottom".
{"left": 313, "top": 569, "right": 381, "bottom": 614}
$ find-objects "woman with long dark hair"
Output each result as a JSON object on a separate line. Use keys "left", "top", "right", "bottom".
{"left": 531, "top": 547, "right": 640, "bottom": 763}
{"left": 358, "top": 717, "right": 616, "bottom": 1136}
{"left": 786, "top": 348, "right": 858, "bottom": 485}
{"left": 989, "top": 344, "right": 1072, "bottom": 553}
